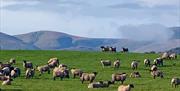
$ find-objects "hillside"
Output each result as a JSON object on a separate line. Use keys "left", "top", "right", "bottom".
{"left": 0, "top": 32, "right": 38, "bottom": 50}
{"left": 0, "top": 50, "right": 179, "bottom": 91}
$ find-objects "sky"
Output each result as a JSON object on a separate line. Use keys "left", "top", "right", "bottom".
{"left": 0, "top": 0, "right": 180, "bottom": 41}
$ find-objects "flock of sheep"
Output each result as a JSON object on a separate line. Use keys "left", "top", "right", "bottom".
{"left": 0, "top": 52, "right": 179, "bottom": 91}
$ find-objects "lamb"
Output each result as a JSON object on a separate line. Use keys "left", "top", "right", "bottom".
{"left": 118, "top": 84, "right": 134, "bottom": 91}
{"left": 71, "top": 68, "right": 83, "bottom": 78}
{"left": 25, "top": 68, "right": 35, "bottom": 79}
{"left": 48, "top": 58, "right": 59, "bottom": 68}
{"left": 53, "top": 67, "right": 69, "bottom": 80}
{"left": 88, "top": 81, "right": 112, "bottom": 88}
{"left": 131, "top": 61, "right": 138, "bottom": 70}
{"left": 171, "top": 77, "right": 180, "bottom": 88}
{"left": 112, "top": 73, "right": 127, "bottom": 84}
{"left": 114, "top": 59, "right": 120, "bottom": 69}
{"left": 130, "top": 71, "right": 141, "bottom": 78}
{"left": 23, "top": 60, "right": 33, "bottom": 70}
{"left": 144, "top": 59, "right": 151, "bottom": 67}
{"left": 36, "top": 65, "right": 50, "bottom": 76}
{"left": 100, "top": 60, "right": 111, "bottom": 68}
{"left": 150, "top": 70, "right": 163, "bottom": 79}
{"left": 161, "top": 52, "right": 170, "bottom": 59}
{"left": 80, "top": 72, "right": 98, "bottom": 84}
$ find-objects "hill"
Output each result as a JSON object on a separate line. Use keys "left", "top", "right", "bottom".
{"left": 0, "top": 32, "right": 38, "bottom": 50}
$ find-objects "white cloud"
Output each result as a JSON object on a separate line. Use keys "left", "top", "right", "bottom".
{"left": 137, "top": 0, "right": 180, "bottom": 7}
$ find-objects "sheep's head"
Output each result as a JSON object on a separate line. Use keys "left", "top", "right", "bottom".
{"left": 93, "top": 72, "right": 98, "bottom": 76}
{"left": 23, "top": 60, "right": 27, "bottom": 63}
{"left": 129, "top": 84, "right": 134, "bottom": 88}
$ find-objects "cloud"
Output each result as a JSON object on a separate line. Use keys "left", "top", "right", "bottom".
{"left": 117, "top": 24, "right": 174, "bottom": 41}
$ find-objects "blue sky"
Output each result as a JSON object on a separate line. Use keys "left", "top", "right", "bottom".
{"left": 0, "top": 0, "right": 180, "bottom": 40}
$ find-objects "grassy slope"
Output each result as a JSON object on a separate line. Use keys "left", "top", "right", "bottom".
{"left": 0, "top": 50, "right": 179, "bottom": 91}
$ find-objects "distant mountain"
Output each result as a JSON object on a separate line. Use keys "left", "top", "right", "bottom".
{"left": 169, "top": 27, "right": 180, "bottom": 39}
{"left": 167, "top": 47, "right": 180, "bottom": 54}
{"left": 0, "top": 26, "right": 180, "bottom": 52}
{"left": 0, "top": 32, "right": 38, "bottom": 50}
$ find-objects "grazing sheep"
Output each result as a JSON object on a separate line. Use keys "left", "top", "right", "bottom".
{"left": 9, "top": 58, "right": 16, "bottom": 64}
{"left": 23, "top": 60, "right": 33, "bottom": 70}
{"left": 130, "top": 71, "right": 141, "bottom": 78}
{"left": 150, "top": 65, "right": 158, "bottom": 71}
{"left": 36, "top": 65, "right": 50, "bottom": 76}
{"left": 112, "top": 73, "right": 127, "bottom": 84}
{"left": 161, "top": 52, "right": 170, "bottom": 59}
{"left": 131, "top": 61, "right": 138, "bottom": 70}
{"left": 110, "top": 47, "right": 116, "bottom": 52}
{"left": 114, "top": 59, "right": 120, "bottom": 69}
{"left": 122, "top": 47, "right": 129, "bottom": 53}
{"left": 14, "top": 67, "right": 21, "bottom": 77}
{"left": 154, "top": 58, "right": 163, "bottom": 66}
{"left": 71, "top": 68, "right": 83, "bottom": 78}
{"left": 2, "top": 66, "right": 14, "bottom": 76}
{"left": 80, "top": 72, "right": 98, "bottom": 84}
{"left": 25, "top": 68, "right": 35, "bottom": 79}
{"left": 10, "top": 70, "right": 17, "bottom": 78}
{"left": 101, "top": 60, "right": 111, "bottom": 68}
{"left": 53, "top": 67, "right": 69, "bottom": 80}
{"left": 150, "top": 70, "right": 163, "bottom": 79}
{"left": 2, "top": 76, "right": 13, "bottom": 85}
{"left": 144, "top": 59, "right": 151, "bottom": 67}
{"left": 171, "top": 77, "right": 180, "bottom": 88}
{"left": 169, "top": 53, "right": 177, "bottom": 59}
{"left": 88, "top": 81, "right": 112, "bottom": 88}
{"left": 48, "top": 58, "right": 59, "bottom": 68}
{"left": 118, "top": 84, "right": 134, "bottom": 91}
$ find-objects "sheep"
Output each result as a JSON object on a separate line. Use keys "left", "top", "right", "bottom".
{"left": 114, "top": 59, "right": 120, "bottom": 69}
{"left": 9, "top": 58, "right": 16, "bottom": 64}
{"left": 80, "top": 72, "right": 98, "bottom": 84}
{"left": 100, "top": 60, "right": 111, "bottom": 68}
{"left": 169, "top": 53, "right": 177, "bottom": 59}
{"left": 71, "top": 68, "right": 83, "bottom": 78}
{"left": 0, "top": 76, "right": 10, "bottom": 81}
{"left": 58, "top": 64, "right": 68, "bottom": 69}
{"left": 130, "top": 71, "right": 141, "bottom": 78}
{"left": 25, "top": 68, "right": 35, "bottom": 79}
{"left": 2, "top": 76, "right": 13, "bottom": 85}
{"left": 23, "top": 60, "right": 33, "bottom": 71}
{"left": 161, "top": 52, "right": 170, "bottom": 59}
{"left": 131, "top": 61, "right": 138, "bottom": 70}
{"left": 171, "top": 77, "right": 180, "bottom": 88}
{"left": 153, "top": 58, "right": 163, "bottom": 66}
{"left": 36, "top": 65, "right": 50, "bottom": 76}
{"left": 2, "top": 66, "right": 14, "bottom": 76}
{"left": 150, "top": 64, "right": 158, "bottom": 71}
{"left": 144, "top": 59, "right": 151, "bottom": 67}
{"left": 88, "top": 81, "right": 112, "bottom": 88}
{"left": 48, "top": 58, "right": 59, "bottom": 68}
{"left": 118, "top": 84, "right": 134, "bottom": 91}
{"left": 112, "top": 73, "right": 127, "bottom": 84}
{"left": 0, "top": 62, "right": 11, "bottom": 70}
{"left": 53, "top": 67, "right": 69, "bottom": 80}
{"left": 150, "top": 70, "right": 163, "bottom": 79}
{"left": 10, "top": 67, "right": 21, "bottom": 78}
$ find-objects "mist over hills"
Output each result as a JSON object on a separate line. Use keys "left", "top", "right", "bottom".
{"left": 0, "top": 27, "right": 179, "bottom": 52}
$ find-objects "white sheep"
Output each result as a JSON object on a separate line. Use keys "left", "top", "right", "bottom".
{"left": 118, "top": 84, "right": 134, "bottom": 91}
{"left": 171, "top": 77, "right": 180, "bottom": 88}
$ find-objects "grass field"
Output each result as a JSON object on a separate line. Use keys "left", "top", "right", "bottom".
{"left": 0, "top": 50, "right": 179, "bottom": 91}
